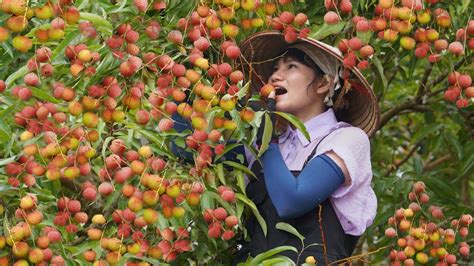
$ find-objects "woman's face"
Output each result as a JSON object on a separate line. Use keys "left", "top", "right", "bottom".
{"left": 268, "top": 56, "right": 324, "bottom": 122}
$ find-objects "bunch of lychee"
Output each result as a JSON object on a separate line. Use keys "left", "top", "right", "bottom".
{"left": 64, "top": 44, "right": 101, "bottom": 77}
{"left": 14, "top": 101, "right": 61, "bottom": 134}
{"left": 15, "top": 194, "right": 43, "bottom": 227}
{"left": 5, "top": 154, "right": 45, "bottom": 188}
{"left": 1, "top": 220, "right": 65, "bottom": 265}
{"left": 218, "top": 185, "right": 236, "bottom": 203}
{"left": 267, "top": 10, "right": 310, "bottom": 43}
{"left": 20, "top": 127, "right": 96, "bottom": 183}
{"left": 0, "top": 0, "right": 82, "bottom": 52}
{"left": 203, "top": 207, "right": 239, "bottom": 241}
{"left": 338, "top": 34, "right": 374, "bottom": 70}
{"left": 106, "top": 22, "right": 160, "bottom": 60}
{"left": 8, "top": 125, "right": 97, "bottom": 185}
{"left": 152, "top": 227, "right": 192, "bottom": 262}
{"left": 323, "top": 0, "right": 354, "bottom": 25}
{"left": 385, "top": 181, "right": 472, "bottom": 265}
{"left": 52, "top": 196, "right": 84, "bottom": 234}
{"left": 444, "top": 71, "right": 473, "bottom": 109}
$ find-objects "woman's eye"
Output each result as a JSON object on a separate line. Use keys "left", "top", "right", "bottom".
{"left": 288, "top": 64, "right": 297, "bottom": 69}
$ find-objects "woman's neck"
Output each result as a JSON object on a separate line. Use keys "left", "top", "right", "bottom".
{"left": 298, "top": 105, "right": 328, "bottom": 122}
{"left": 290, "top": 105, "right": 329, "bottom": 129}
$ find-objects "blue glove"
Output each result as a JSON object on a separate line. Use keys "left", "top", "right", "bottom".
{"left": 249, "top": 97, "right": 279, "bottom": 149}
{"left": 170, "top": 112, "right": 194, "bottom": 163}
{"left": 170, "top": 112, "right": 246, "bottom": 164}
{"left": 262, "top": 143, "right": 345, "bottom": 219}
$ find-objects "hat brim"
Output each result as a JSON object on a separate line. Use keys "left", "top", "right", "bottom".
{"left": 238, "top": 31, "right": 380, "bottom": 137}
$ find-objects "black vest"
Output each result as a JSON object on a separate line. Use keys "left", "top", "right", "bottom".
{"left": 234, "top": 136, "right": 359, "bottom": 265}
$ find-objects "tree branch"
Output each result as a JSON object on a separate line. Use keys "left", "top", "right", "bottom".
{"left": 379, "top": 101, "right": 416, "bottom": 129}
{"left": 384, "top": 143, "right": 420, "bottom": 176}
{"left": 398, "top": 105, "right": 433, "bottom": 116}
{"left": 422, "top": 154, "right": 452, "bottom": 172}
{"left": 426, "top": 58, "right": 469, "bottom": 95}
{"left": 378, "top": 57, "right": 469, "bottom": 131}
{"left": 415, "top": 63, "right": 433, "bottom": 100}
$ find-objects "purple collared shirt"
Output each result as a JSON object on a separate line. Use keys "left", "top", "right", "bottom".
{"left": 244, "top": 108, "right": 377, "bottom": 236}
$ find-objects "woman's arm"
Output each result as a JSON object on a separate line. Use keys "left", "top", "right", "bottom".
{"left": 170, "top": 113, "right": 247, "bottom": 164}
{"left": 261, "top": 143, "right": 345, "bottom": 219}
{"left": 170, "top": 112, "right": 195, "bottom": 163}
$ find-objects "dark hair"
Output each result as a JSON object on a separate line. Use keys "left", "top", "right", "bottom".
{"left": 276, "top": 48, "right": 325, "bottom": 95}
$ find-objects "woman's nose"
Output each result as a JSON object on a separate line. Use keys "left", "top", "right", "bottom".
{"left": 269, "top": 70, "right": 283, "bottom": 83}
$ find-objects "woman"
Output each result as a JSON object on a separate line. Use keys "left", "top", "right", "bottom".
{"left": 234, "top": 31, "right": 380, "bottom": 265}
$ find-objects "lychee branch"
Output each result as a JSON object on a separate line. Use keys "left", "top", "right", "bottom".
{"left": 384, "top": 142, "right": 421, "bottom": 176}
{"left": 427, "top": 58, "right": 470, "bottom": 98}
{"left": 379, "top": 57, "right": 469, "bottom": 129}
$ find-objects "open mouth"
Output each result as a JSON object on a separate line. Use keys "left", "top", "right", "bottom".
{"left": 275, "top": 87, "right": 288, "bottom": 96}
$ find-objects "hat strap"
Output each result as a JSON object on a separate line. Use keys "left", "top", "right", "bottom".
{"left": 333, "top": 79, "right": 351, "bottom": 112}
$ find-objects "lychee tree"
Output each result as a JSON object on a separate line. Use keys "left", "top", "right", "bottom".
{"left": 0, "top": 0, "right": 472, "bottom": 265}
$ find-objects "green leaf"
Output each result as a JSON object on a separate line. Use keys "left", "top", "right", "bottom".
{"left": 458, "top": 152, "right": 473, "bottom": 177}
{"left": 200, "top": 190, "right": 214, "bottom": 210}
{"left": 0, "top": 129, "right": 11, "bottom": 147}
{"left": 237, "top": 201, "right": 245, "bottom": 220}
{"left": 5, "top": 65, "right": 27, "bottom": 85}
{"left": 413, "top": 157, "right": 423, "bottom": 176}
{"left": 236, "top": 193, "right": 267, "bottom": 236}
{"left": 157, "top": 211, "right": 169, "bottom": 229}
{"left": 275, "top": 222, "right": 305, "bottom": 244}
{"left": 70, "top": 239, "right": 99, "bottom": 256}
{"left": 0, "top": 104, "right": 16, "bottom": 123}
{"left": 238, "top": 82, "right": 251, "bottom": 100}
{"left": 174, "top": 137, "right": 185, "bottom": 149}
{"left": 31, "top": 87, "right": 61, "bottom": 103}
{"left": 222, "top": 160, "right": 256, "bottom": 178}
{"left": 356, "top": 31, "right": 372, "bottom": 44}
{"left": 461, "top": 0, "right": 471, "bottom": 12}
{"left": 101, "top": 136, "right": 114, "bottom": 160}
{"left": 51, "top": 31, "right": 78, "bottom": 60}
{"left": 216, "top": 163, "right": 227, "bottom": 185}
{"left": 214, "top": 142, "right": 244, "bottom": 163}
{"left": 257, "top": 113, "right": 273, "bottom": 157}
{"left": 121, "top": 253, "right": 170, "bottom": 265}
{"left": 94, "top": 52, "right": 117, "bottom": 78}
{"left": 229, "top": 108, "right": 247, "bottom": 142}
{"left": 235, "top": 170, "right": 247, "bottom": 195}
{"left": 274, "top": 111, "right": 310, "bottom": 142}
{"left": 262, "top": 256, "right": 296, "bottom": 266}
{"left": 1, "top": 42, "right": 13, "bottom": 58}
{"left": 0, "top": 156, "right": 16, "bottom": 167}
{"left": 444, "top": 132, "right": 462, "bottom": 160}
{"left": 310, "top": 22, "right": 346, "bottom": 40}
{"left": 103, "top": 184, "right": 122, "bottom": 211}
{"left": 107, "top": 0, "right": 128, "bottom": 13}
{"left": 250, "top": 246, "right": 298, "bottom": 266}
{"left": 0, "top": 184, "right": 16, "bottom": 192}
{"left": 80, "top": 12, "right": 113, "bottom": 34}
{"left": 412, "top": 124, "right": 442, "bottom": 143}
{"left": 372, "top": 55, "right": 387, "bottom": 92}
{"left": 204, "top": 190, "right": 236, "bottom": 216}
{"left": 407, "top": 55, "right": 418, "bottom": 80}
{"left": 3, "top": 214, "right": 10, "bottom": 239}
{"left": 136, "top": 129, "right": 174, "bottom": 158}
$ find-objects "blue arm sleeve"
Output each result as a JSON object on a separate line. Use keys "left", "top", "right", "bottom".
{"left": 170, "top": 112, "right": 194, "bottom": 163}
{"left": 262, "top": 143, "right": 345, "bottom": 219}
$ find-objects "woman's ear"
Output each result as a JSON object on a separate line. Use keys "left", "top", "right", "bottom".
{"left": 315, "top": 75, "right": 334, "bottom": 95}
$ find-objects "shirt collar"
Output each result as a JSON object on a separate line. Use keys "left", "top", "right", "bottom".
{"left": 278, "top": 108, "right": 339, "bottom": 147}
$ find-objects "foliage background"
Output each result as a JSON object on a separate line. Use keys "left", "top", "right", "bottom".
{"left": 0, "top": 0, "right": 472, "bottom": 264}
